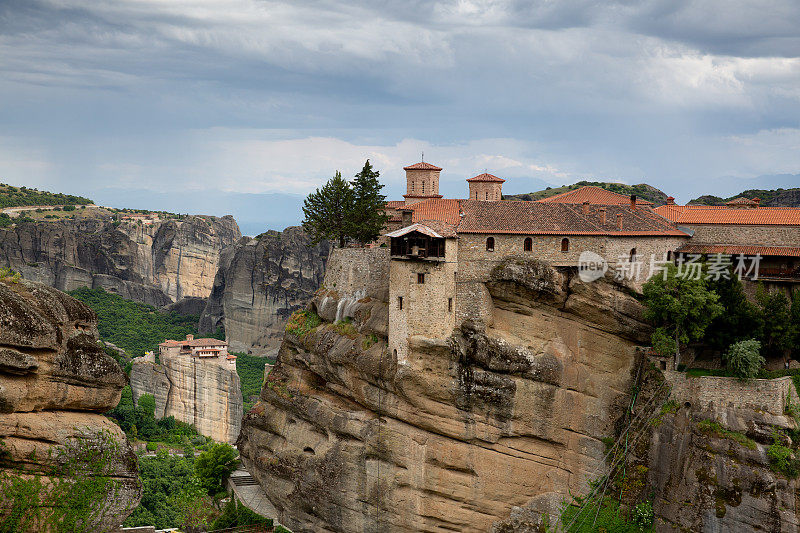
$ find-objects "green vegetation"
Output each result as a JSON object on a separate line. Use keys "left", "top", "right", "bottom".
{"left": 560, "top": 494, "right": 653, "bottom": 532}
{"left": 332, "top": 317, "right": 358, "bottom": 338}
{"left": 724, "top": 339, "right": 764, "bottom": 380}
{"left": 689, "top": 187, "right": 800, "bottom": 207}
{"left": 756, "top": 286, "right": 795, "bottom": 359}
{"left": 195, "top": 443, "right": 240, "bottom": 497}
{"left": 0, "top": 212, "right": 10, "bottom": 228}
{"left": 0, "top": 267, "right": 21, "bottom": 284}
{"left": 696, "top": 419, "right": 756, "bottom": 449}
{"left": 212, "top": 495, "right": 273, "bottom": 530}
{"left": 286, "top": 309, "right": 322, "bottom": 338}
{"left": 650, "top": 400, "right": 680, "bottom": 427}
{"left": 0, "top": 430, "right": 127, "bottom": 532}
{"left": 0, "top": 183, "right": 92, "bottom": 209}
{"left": 68, "top": 287, "right": 222, "bottom": 358}
{"left": 642, "top": 264, "right": 723, "bottom": 367}
{"left": 506, "top": 180, "right": 667, "bottom": 205}
{"left": 302, "top": 160, "right": 389, "bottom": 247}
{"left": 235, "top": 353, "right": 273, "bottom": 411}
{"left": 767, "top": 437, "right": 800, "bottom": 478}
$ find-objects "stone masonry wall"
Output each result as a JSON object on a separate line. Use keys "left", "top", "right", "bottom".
{"left": 468, "top": 181, "right": 502, "bottom": 201}
{"left": 684, "top": 223, "right": 800, "bottom": 247}
{"left": 664, "top": 371, "right": 799, "bottom": 416}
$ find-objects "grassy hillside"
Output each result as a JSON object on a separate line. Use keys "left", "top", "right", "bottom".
{"left": 0, "top": 183, "right": 92, "bottom": 208}
{"left": 505, "top": 180, "right": 669, "bottom": 205}
{"left": 689, "top": 187, "right": 800, "bottom": 207}
{"left": 68, "top": 287, "right": 222, "bottom": 359}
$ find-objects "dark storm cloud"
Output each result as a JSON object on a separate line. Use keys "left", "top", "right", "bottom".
{"left": 0, "top": 0, "right": 799, "bottom": 228}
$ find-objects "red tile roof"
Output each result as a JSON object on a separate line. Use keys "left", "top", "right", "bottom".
{"left": 409, "top": 198, "right": 462, "bottom": 225}
{"left": 654, "top": 205, "right": 800, "bottom": 225}
{"left": 159, "top": 338, "right": 228, "bottom": 347}
{"left": 403, "top": 162, "right": 442, "bottom": 171}
{"left": 538, "top": 186, "right": 653, "bottom": 205}
{"left": 467, "top": 173, "right": 505, "bottom": 183}
{"left": 725, "top": 197, "right": 758, "bottom": 206}
{"left": 457, "top": 201, "right": 687, "bottom": 236}
{"left": 677, "top": 244, "right": 800, "bottom": 257}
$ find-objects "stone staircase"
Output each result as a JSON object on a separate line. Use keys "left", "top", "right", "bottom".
{"left": 230, "top": 473, "right": 259, "bottom": 487}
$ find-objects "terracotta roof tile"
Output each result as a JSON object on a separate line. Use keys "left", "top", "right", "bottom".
{"left": 654, "top": 205, "right": 800, "bottom": 225}
{"left": 409, "top": 198, "right": 462, "bottom": 226}
{"left": 677, "top": 244, "right": 800, "bottom": 257}
{"left": 457, "top": 200, "right": 687, "bottom": 236}
{"left": 467, "top": 173, "right": 505, "bottom": 183}
{"left": 538, "top": 186, "right": 653, "bottom": 205}
{"left": 159, "top": 338, "right": 228, "bottom": 347}
{"left": 403, "top": 161, "right": 442, "bottom": 171}
{"left": 725, "top": 197, "right": 758, "bottom": 206}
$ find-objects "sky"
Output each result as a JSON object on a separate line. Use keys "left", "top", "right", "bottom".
{"left": 1, "top": 0, "right": 800, "bottom": 234}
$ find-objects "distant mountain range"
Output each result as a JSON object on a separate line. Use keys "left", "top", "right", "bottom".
{"left": 504, "top": 181, "right": 669, "bottom": 205}
{"left": 688, "top": 188, "right": 800, "bottom": 207}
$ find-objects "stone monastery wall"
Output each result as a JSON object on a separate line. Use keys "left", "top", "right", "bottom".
{"left": 665, "top": 371, "right": 798, "bottom": 416}
{"left": 684, "top": 224, "right": 800, "bottom": 247}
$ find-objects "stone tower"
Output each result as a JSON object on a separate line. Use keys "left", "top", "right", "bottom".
{"left": 403, "top": 161, "right": 443, "bottom": 206}
{"left": 467, "top": 173, "right": 505, "bottom": 201}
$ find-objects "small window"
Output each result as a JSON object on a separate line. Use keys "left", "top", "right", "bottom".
{"left": 448, "top": 298, "right": 453, "bottom": 312}
{"left": 422, "top": 181, "right": 425, "bottom": 194}
{"left": 630, "top": 248, "right": 637, "bottom": 261}
{"left": 667, "top": 250, "right": 672, "bottom": 261}
{"left": 417, "top": 273, "right": 425, "bottom": 284}
{"left": 486, "top": 237, "right": 495, "bottom": 252}
{"left": 411, "top": 181, "right": 415, "bottom": 192}
{"left": 561, "top": 238, "right": 569, "bottom": 252}
{"left": 524, "top": 237, "right": 532, "bottom": 252}
{"left": 397, "top": 296, "right": 403, "bottom": 310}
{"left": 485, "top": 191, "right": 488, "bottom": 200}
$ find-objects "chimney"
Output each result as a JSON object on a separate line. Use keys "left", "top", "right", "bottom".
{"left": 582, "top": 201, "right": 590, "bottom": 215}
{"left": 752, "top": 197, "right": 761, "bottom": 207}
{"left": 665, "top": 196, "right": 675, "bottom": 205}
{"left": 599, "top": 207, "right": 606, "bottom": 225}
{"left": 617, "top": 213, "right": 623, "bottom": 230}
{"left": 186, "top": 334, "right": 194, "bottom": 341}
{"left": 630, "top": 194, "right": 637, "bottom": 210}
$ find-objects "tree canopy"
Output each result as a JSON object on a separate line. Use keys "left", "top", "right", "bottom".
{"left": 194, "top": 443, "right": 240, "bottom": 496}
{"left": 642, "top": 264, "right": 723, "bottom": 367}
{"left": 301, "top": 160, "right": 389, "bottom": 247}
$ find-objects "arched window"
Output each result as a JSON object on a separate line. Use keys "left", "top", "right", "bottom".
{"left": 561, "top": 238, "right": 569, "bottom": 252}
{"left": 524, "top": 237, "right": 532, "bottom": 252}
{"left": 486, "top": 237, "right": 495, "bottom": 252}
{"left": 630, "top": 248, "right": 637, "bottom": 261}
{"left": 667, "top": 250, "right": 672, "bottom": 261}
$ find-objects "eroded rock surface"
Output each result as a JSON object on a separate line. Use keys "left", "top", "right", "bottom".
{"left": 237, "top": 254, "right": 649, "bottom": 532}
{"left": 0, "top": 215, "right": 241, "bottom": 307}
{"left": 130, "top": 351, "right": 243, "bottom": 444}
{"left": 199, "top": 227, "right": 330, "bottom": 355}
{"left": 0, "top": 278, "right": 141, "bottom": 531}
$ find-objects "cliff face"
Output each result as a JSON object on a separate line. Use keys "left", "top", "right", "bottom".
{"left": 130, "top": 352, "right": 243, "bottom": 444}
{"left": 0, "top": 278, "right": 141, "bottom": 530}
{"left": 237, "top": 252, "right": 651, "bottom": 532}
{"left": 199, "top": 227, "right": 330, "bottom": 356}
{"left": 0, "top": 215, "right": 241, "bottom": 307}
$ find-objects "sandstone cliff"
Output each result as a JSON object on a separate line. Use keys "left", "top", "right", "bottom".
{"left": 199, "top": 227, "right": 330, "bottom": 356}
{"left": 0, "top": 277, "right": 141, "bottom": 530}
{"left": 237, "top": 252, "right": 652, "bottom": 532}
{"left": 0, "top": 215, "right": 241, "bottom": 307}
{"left": 130, "top": 351, "right": 243, "bottom": 444}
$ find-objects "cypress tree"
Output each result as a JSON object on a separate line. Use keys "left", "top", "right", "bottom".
{"left": 301, "top": 171, "right": 354, "bottom": 247}
{"left": 348, "top": 160, "right": 389, "bottom": 246}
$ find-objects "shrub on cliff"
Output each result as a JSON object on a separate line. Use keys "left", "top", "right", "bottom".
{"left": 642, "top": 263, "right": 723, "bottom": 368}
{"left": 724, "top": 339, "right": 764, "bottom": 380}
{"left": 195, "top": 443, "right": 239, "bottom": 497}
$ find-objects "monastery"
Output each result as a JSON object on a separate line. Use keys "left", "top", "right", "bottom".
{"left": 157, "top": 334, "right": 236, "bottom": 365}
{"left": 382, "top": 161, "right": 800, "bottom": 361}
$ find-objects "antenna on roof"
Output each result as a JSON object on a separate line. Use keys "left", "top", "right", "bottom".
{"left": 421, "top": 151, "right": 424, "bottom": 162}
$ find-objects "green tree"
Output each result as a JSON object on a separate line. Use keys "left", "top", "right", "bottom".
{"left": 348, "top": 160, "right": 389, "bottom": 245}
{"left": 705, "top": 274, "right": 763, "bottom": 351}
{"left": 756, "top": 286, "right": 795, "bottom": 359}
{"left": 138, "top": 394, "right": 156, "bottom": 418}
{"left": 169, "top": 477, "right": 218, "bottom": 533}
{"left": 725, "top": 339, "right": 764, "bottom": 379}
{"left": 194, "top": 443, "right": 239, "bottom": 496}
{"left": 642, "top": 264, "right": 724, "bottom": 368}
{"left": 301, "top": 171, "right": 354, "bottom": 247}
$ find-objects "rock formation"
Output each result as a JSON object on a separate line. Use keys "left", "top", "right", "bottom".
{"left": 0, "top": 215, "right": 241, "bottom": 307}
{"left": 0, "top": 277, "right": 141, "bottom": 531}
{"left": 199, "top": 227, "right": 330, "bottom": 356}
{"left": 237, "top": 251, "right": 650, "bottom": 532}
{"left": 130, "top": 350, "right": 243, "bottom": 444}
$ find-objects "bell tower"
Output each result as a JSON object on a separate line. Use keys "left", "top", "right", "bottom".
{"left": 403, "top": 161, "right": 443, "bottom": 206}
{"left": 467, "top": 173, "right": 505, "bottom": 201}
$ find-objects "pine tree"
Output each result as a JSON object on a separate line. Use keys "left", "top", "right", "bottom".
{"left": 301, "top": 171, "right": 354, "bottom": 247}
{"left": 348, "top": 160, "right": 390, "bottom": 246}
